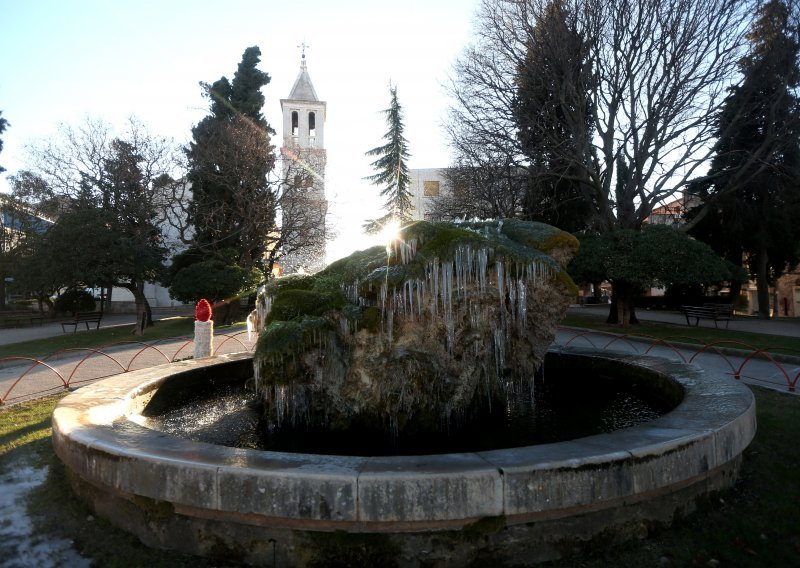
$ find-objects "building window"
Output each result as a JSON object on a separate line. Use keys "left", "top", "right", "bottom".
{"left": 291, "top": 111, "right": 299, "bottom": 136}
{"left": 308, "top": 111, "right": 316, "bottom": 137}
{"left": 423, "top": 180, "right": 440, "bottom": 197}
{"left": 294, "top": 174, "right": 313, "bottom": 189}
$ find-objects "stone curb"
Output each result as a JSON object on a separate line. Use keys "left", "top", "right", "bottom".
{"left": 52, "top": 349, "right": 756, "bottom": 528}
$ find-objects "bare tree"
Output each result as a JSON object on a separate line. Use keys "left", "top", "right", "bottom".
{"left": 447, "top": 0, "right": 751, "bottom": 322}
{"left": 267, "top": 146, "right": 330, "bottom": 274}
{"left": 428, "top": 159, "right": 526, "bottom": 220}
{"left": 15, "top": 116, "right": 180, "bottom": 330}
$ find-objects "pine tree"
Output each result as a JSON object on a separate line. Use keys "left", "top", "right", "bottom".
{"left": 514, "top": 0, "right": 595, "bottom": 233}
{"left": 689, "top": 0, "right": 800, "bottom": 318}
{"left": 363, "top": 85, "right": 412, "bottom": 233}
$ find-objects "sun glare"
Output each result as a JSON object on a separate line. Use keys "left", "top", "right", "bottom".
{"left": 379, "top": 219, "right": 402, "bottom": 247}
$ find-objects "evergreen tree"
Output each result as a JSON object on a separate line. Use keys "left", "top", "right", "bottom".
{"left": 514, "top": 0, "right": 595, "bottom": 233}
{"left": 363, "top": 85, "right": 412, "bottom": 233}
{"left": 689, "top": 0, "right": 800, "bottom": 318}
{"left": 183, "top": 46, "right": 276, "bottom": 323}
{"left": 0, "top": 111, "right": 8, "bottom": 174}
{"left": 186, "top": 46, "right": 276, "bottom": 267}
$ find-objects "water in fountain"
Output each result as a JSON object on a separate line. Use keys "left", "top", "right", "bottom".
{"left": 144, "top": 356, "right": 673, "bottom": 456}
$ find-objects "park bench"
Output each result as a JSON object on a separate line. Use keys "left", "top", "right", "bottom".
{"left": 703, "top": 303, "right": 735, "bottom": 319}
{"left": 0, "top": 310, "right": 44, "bottom": 328}
{"left": 681, "top": 304, "right": 734, "bottom": 329}
{"left": 61, "top": 311, "right": 103, "bottom": 333}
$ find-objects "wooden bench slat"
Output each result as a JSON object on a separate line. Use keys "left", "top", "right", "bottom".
{"left": 0, "top": 311, "right": 45, "bottom": 328}
{"left": 681, "top": 305, "right": 733, "bottom": 329}
{"left": 61, "top": 312, "right": 103, "bottom": 333}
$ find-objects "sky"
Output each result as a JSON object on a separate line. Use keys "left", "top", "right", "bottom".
{"left": 0, "top": 0, "right": 480, "bottom": 262}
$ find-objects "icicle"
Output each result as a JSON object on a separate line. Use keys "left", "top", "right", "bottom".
{"left": 253, "top": 362, "right": 261, "bottom": 392}
{"left": 493, "top": 328, "right": 506, "bottom": 380}
{"left": 496, "top": 261, "right": 505, "bottom": 312}
{"left": 518, "top": 279, "right": 527, "bottom": 326}
{"left": 387, "top": 306, "right": 394, "bottom": 343}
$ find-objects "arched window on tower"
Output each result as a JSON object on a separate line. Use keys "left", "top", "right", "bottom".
{"left": 308, "top": 112, "right": 316, "bottom": 139}
{"left": 291, "top": 111, "right": 299, "bottom": 136}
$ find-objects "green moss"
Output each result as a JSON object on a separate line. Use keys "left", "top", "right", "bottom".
{"left": 321, "top": 245, "right": 387, "bottom": 284}
{"left": 267, "top": 273, "right": 316, "bottom": 291}
{"left": 403, "top": 221, "right": 490, "bottom": 261}
{"left": 255, "top": 317, "right": 330, "bottom": 362}
{"left": 496, "top": 218, "right": 568, "bottom": 251}
{"left": 555, "top": 269, "right": 580, "bottom": 297}
{"left": 131, "top": 495, "right": 174, "bottom": 522}
{"left": 301, "top": 531, "right": 400, "bottom": 568}
{"left": 256, "top": 219, "right": 578, "bottom": 397}
{"left": 267, "top": 288, "right": 347, "bottom": 323}
{"left": 461, "top": 515, "right": 507, "bottom": 540}
{"left": 542, "top": 231, "right": 581, "bottom": 255}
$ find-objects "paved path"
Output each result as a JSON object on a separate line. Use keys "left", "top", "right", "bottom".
{"left": 0, "top": 311, "right": 255, "bottom": 405}
{"left": 562, "top": 306, "right": 800, "bottom": 394}
{"left": 569, "top": 304, "right": 800, "bottom": 337}
{"left": 555, "top": 328, "right": 799, "bottom": 394}
{"left": 1, "top": 306, "right": 799, "bottom": 406}
{"left": 0, "top": 309, "right": 193, "bottom": 346}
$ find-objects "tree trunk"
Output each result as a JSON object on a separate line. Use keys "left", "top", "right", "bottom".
{"left": 606, "top": 281, "right": 640, "bottom": 326}
{"left": 755, "top": 247, "right": 771, "bottom": 319}
{"left": 591, "top": 282, "right": 602, "bottom": 302}
{"left": 122, "top": 282, "right": 151, "bottom": 335}
{"left": 0, "top": 266, "right": 6, "bottom": 310}
{"left": 35, "top": 293, "right": 52, "bottom": 316}
{"left": 137, "top": 280, "right": 154, "bottom": 326}
{"left": 145, "top": 297, "right": 154, "bottom": 326}
{"left": 729, "top": 279, "right": 742, "bottom": 303}
{"left": 213, "top": 299, "right": 241, "bottom": 326}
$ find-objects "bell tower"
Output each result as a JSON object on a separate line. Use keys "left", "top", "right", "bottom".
{"left": 279, "top": 46, "right": 328, "bottom": 273}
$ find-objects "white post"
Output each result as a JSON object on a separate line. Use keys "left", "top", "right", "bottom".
{"left": 194, "top": 320, "right": 214, "bottom": 359}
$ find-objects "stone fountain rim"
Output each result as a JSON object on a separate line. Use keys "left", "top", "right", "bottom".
{"left": 51, "top": 347, "right": 756, "bottom": 531}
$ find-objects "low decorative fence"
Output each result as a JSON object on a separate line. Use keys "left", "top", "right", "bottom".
{"left": 2, "top": 327, "right": 797, "bottom": 407}
{"left": 556, "top": 327, "right": 799, "bottom": 393}
{"left": 0, "top": 331, "right": 255, "bottom": 406}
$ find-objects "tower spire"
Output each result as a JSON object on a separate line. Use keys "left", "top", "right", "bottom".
{"left": 298, "top": 40, "right": 310, "bottom": 70}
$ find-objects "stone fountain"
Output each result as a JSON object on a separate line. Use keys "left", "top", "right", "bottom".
{"left": 51, "top": 219, "right": 755, "bottom": 566}
{"left": 253, "top": 219, "right": 579, "bottom": 436}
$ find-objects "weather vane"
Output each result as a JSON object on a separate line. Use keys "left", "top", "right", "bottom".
{"left": 298, "top": 40, "right": 310, "bottom": 61}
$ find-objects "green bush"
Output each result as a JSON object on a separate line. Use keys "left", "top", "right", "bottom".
{"left": 54, "top": 289, "right": 95, "bottom": 315}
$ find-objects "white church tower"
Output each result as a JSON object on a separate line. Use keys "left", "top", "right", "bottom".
{"left": 278, "top": 47, "right": 328, "bottom": 273}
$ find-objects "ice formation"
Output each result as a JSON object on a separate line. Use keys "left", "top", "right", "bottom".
{"left": 253, "top": 219, "right": 579, "bottom": 434}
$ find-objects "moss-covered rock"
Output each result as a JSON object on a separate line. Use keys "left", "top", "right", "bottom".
{"left": 254, "top": 220, "right": 578, "bottom": 434}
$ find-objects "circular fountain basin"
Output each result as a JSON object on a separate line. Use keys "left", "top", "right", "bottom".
{"left": 52, "top": 348, "right": 756, "bottom": 566}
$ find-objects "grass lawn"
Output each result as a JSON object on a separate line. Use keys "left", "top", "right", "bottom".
{"left": 562, "top": 312, "right": 800, "bottom": 356}
{"left": 0, "top": 317, "right": 249, "bottom": 360}
{"left": 0, "top": 317, "right": 798, "bottom": 565}
{"left": 0, "top": 388, "right": 798, "bottom": 565}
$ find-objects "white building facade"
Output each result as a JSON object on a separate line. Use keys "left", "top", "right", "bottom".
{"left": 409, "top": 168, "right": 450, "bottom": 221}
{"left": 277, "top": 53, "right": 328, "bottom": 274}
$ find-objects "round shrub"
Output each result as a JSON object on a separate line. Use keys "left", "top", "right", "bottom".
{"left": 54, "top": 289, "right": 96, "bottom": 315}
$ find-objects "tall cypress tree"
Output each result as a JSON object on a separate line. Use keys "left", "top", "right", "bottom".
{"left": 186, "top": 46, "right": 275, "bottom": 267}
{"left": 689, "top": 0, "right": 800, "bottom": 317}
{"left": 363, "top": 85, "right": 412, "bottom": 233}
{"left": 514, "top": 0, "right": 595, "bottom": 233}
{"left": 179, "top": 47, "right": 276, "bottom": 323}
{"left": 0, "top": 111, "right": 8, "bottom": 174}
